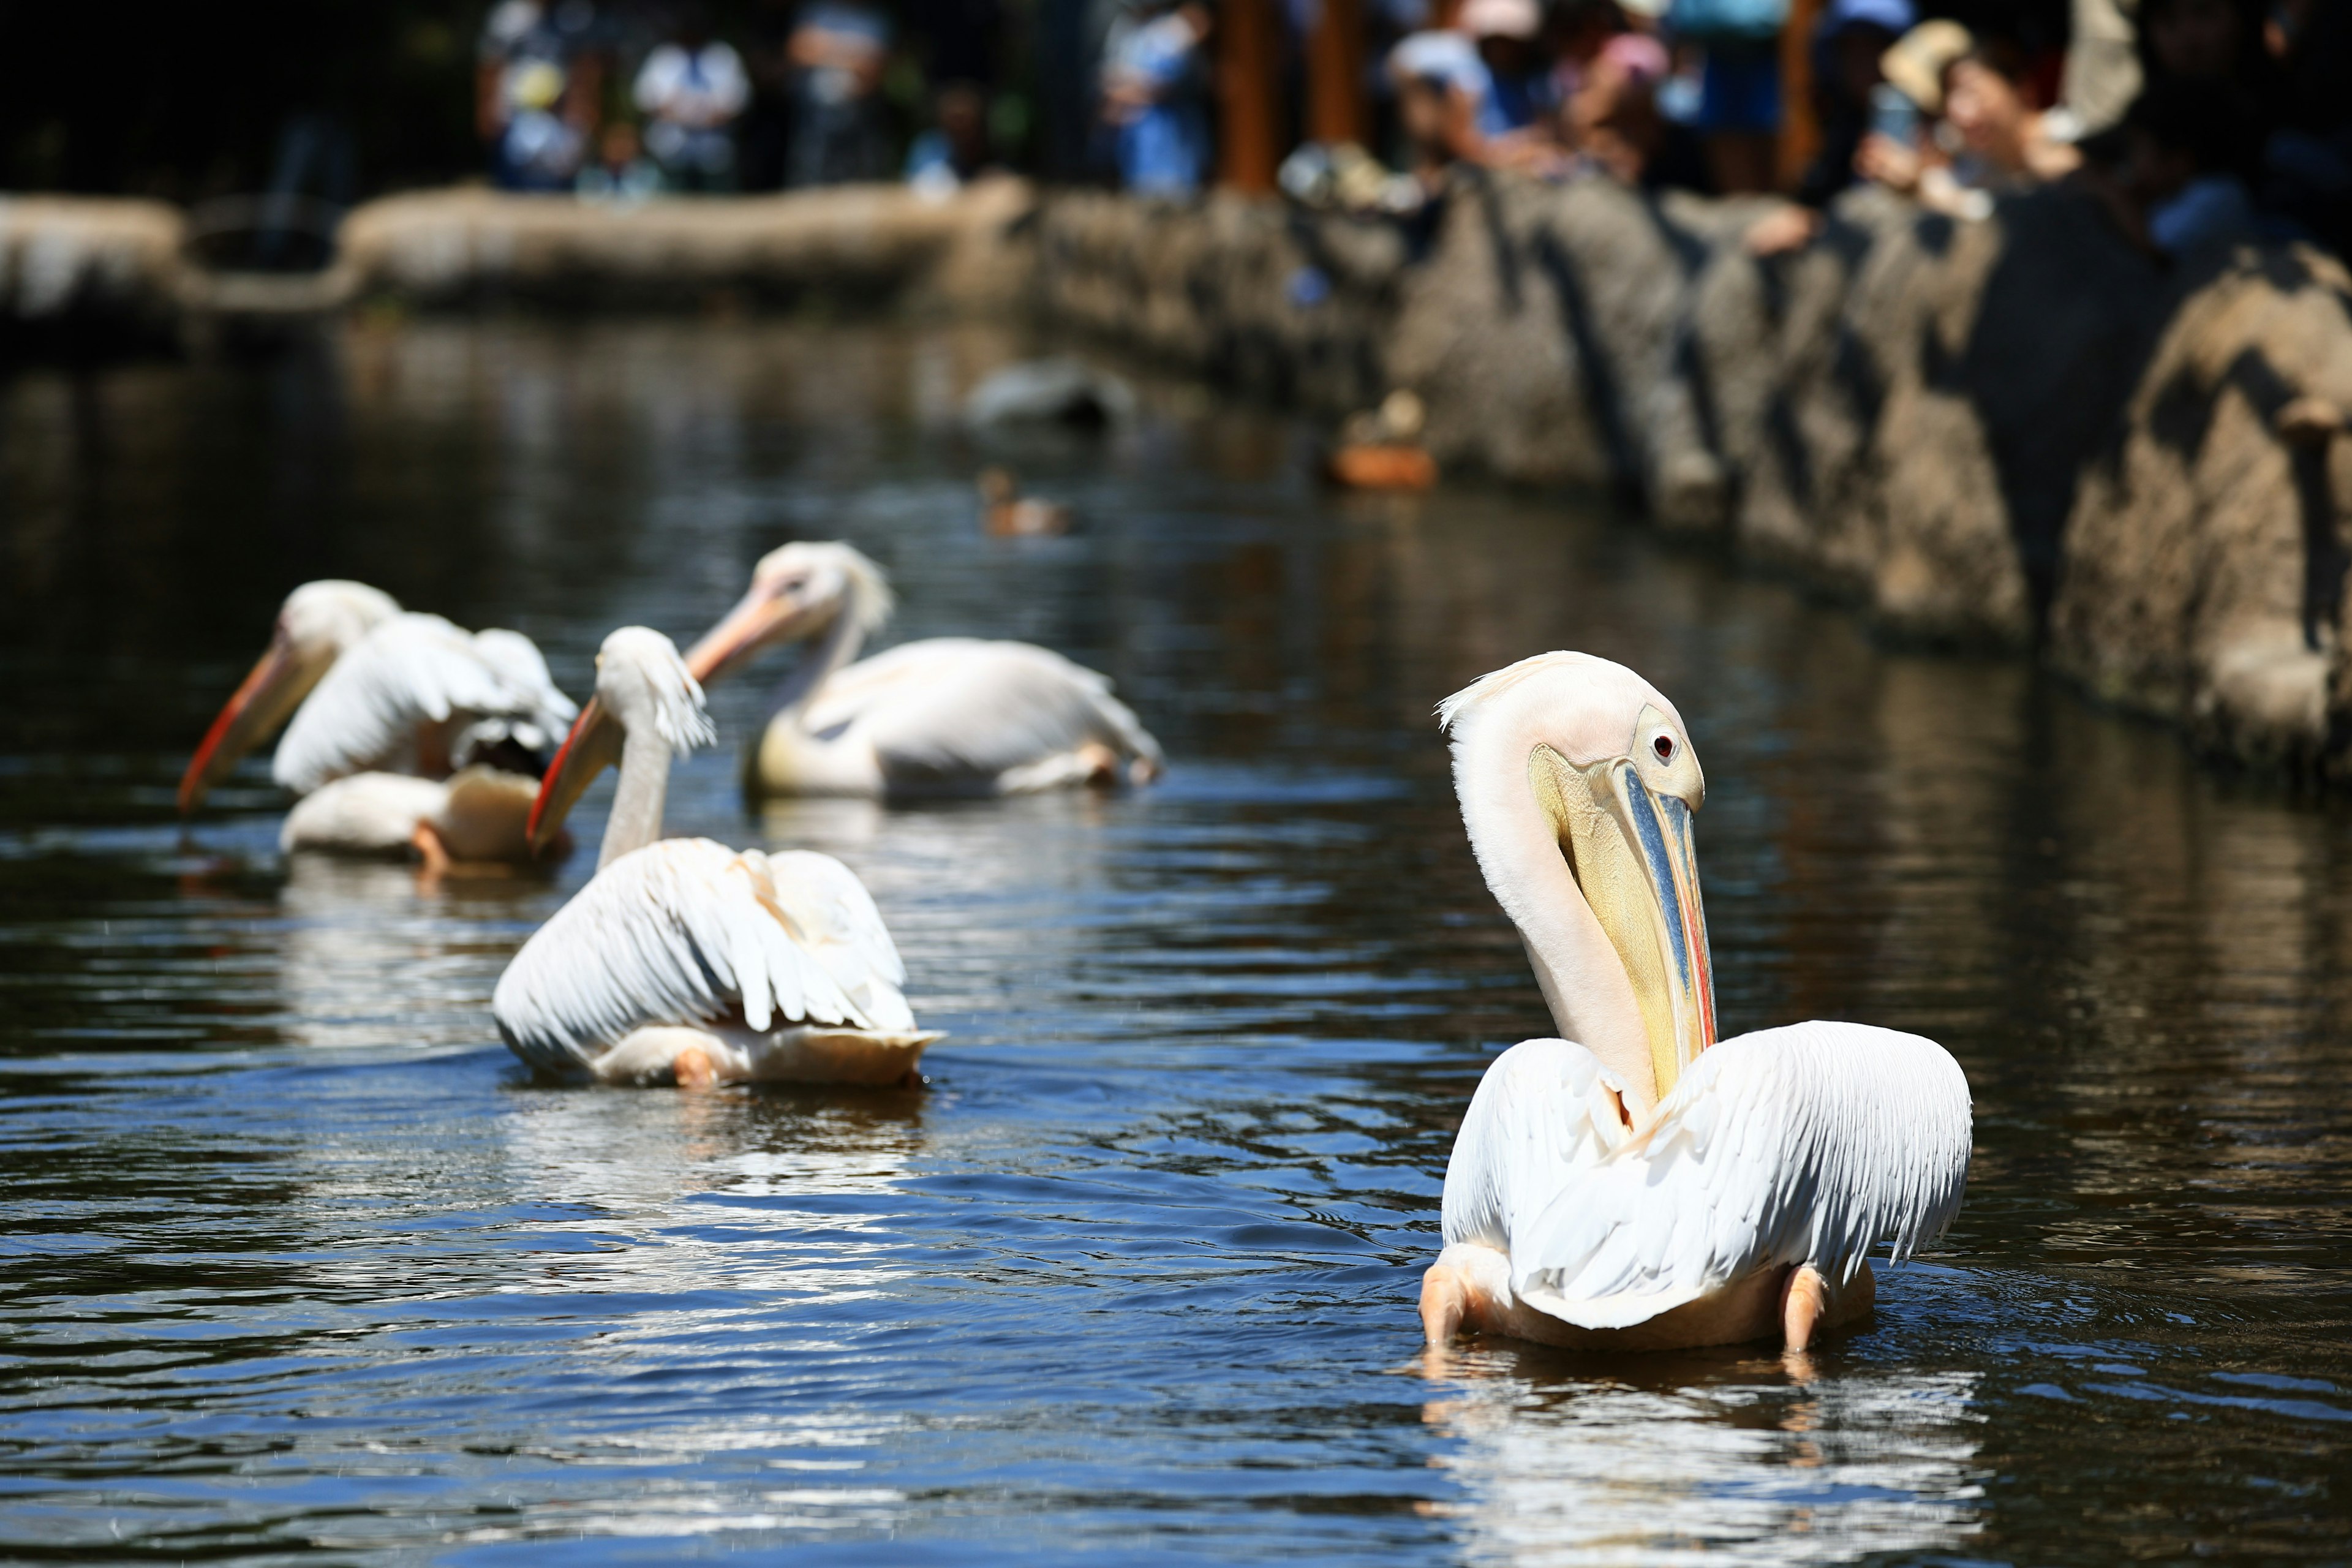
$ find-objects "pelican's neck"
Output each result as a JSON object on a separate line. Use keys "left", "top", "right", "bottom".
{"left": 1454, "top": 721, "right": 1660, "bottom": 1110}
{"left": 600, "top": 726, "right": 673, "bottom": 870}
{"left": 766, "top": 608, "right": 867, "bottom": 731}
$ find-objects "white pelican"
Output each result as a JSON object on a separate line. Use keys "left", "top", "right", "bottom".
{"left": 493, "top": 626, "right": 940, "bottom": 1088}
{"left": 1420, "top": 653, "right": 1972, "bottom": 1353}
{"left": 680, "top": 541, "right": 1162, "bottom": 798}
{"left": 178, "top": 581, "right": 577, "bottom": 867}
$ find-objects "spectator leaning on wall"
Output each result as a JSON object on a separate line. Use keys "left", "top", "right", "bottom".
{"left": 1858, "top": 20, "right": 2076, "bottom": 222}
{"left": 635, "top": 4, "right": 752, "bottom": 190}
{"left": 1099, "top": 0, "right": 1212, "bottom": 198}
{"left": 1664, "top": 0, "right": 1787, "bottom": 192}
{"left": 1569, "top": 31, "right": 1712, "bottom": 191}
{"left": 787, "top": 0, "right": 894, "bottom": 184}
{"left": 478, "top": 0, "right": 604, "bottom": 190}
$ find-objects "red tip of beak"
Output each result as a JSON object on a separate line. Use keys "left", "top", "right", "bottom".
{"left": 178, "top": 704, "right": 244, "bottom": 817}
{"left": 529, "top": 695, "right": 614, "bottom": 853}
{"left": 178, "top": 638, "right": 295, "bottom": 817}
{"left": 527, "top": 710, "right": 587, "bottom": 848}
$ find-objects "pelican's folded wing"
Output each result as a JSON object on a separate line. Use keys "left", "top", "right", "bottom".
{"left": 469, "top": 628, "right": 580, "bottom": 742}
{"left": 491, "top": 839, "right": 875, "bottom": 1075}
{"left": 821, "top": 639, "right": 1161, "bottom": 786}
{"left": 750, "top": 850, "right": 919, "bottom": 1032}
{"left": 1508, "top": 1022, "right": 1972, "bottom": 1331}
{"left": 274, "top": 614, "right": 575, "bottom": 793}
{"left": 1441, "top": 1038, "right": 1641, "bottom": 1256}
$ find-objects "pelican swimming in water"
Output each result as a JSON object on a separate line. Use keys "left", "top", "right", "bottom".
{"left": 1420, "top": 653, "right": 1972, "bottom": 1353}
{"left": 680, "top": 541, "right": 1161, "bottom": 799}
{"left": 494, "top": 626, "right": 938, "bottom": 1088}
{"left": 179, "top": 581, "right": 576, "bottom": 867}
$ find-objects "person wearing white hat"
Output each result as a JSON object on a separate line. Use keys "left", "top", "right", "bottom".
{"left": 1458, "top": 0, "right": 1555, "bottom": 137}
{"left": 1388, "top": 28, "right": 1501, "bottom": 179}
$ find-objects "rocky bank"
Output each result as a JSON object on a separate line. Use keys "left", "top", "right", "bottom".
{"left": 1035, "top": 175, "right": 2352, "bottom": 780}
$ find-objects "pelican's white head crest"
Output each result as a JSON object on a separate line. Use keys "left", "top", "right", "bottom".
{"left": 1440, "top": 652, "right": 1716, "bottom": 1109}
{"left": 684, "top": 540, "right": 895, "bottom": 688}
{"left": 527, "top": 627, "right": 713, "bottom": 856}
{"left": 178, "top": 579, "right": 404, "bottom": 815}
{"left": 594, "top": 627, "right": 717, "bottom": 755}
{"left": 279, "top": 581, "right": 402, "bottom": 660}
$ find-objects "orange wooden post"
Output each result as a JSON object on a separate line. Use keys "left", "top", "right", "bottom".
{"left": 1218, "top": 0, "right": 1283, "bottom": 191}
{"left": 1777, "top": 0, "right": 1822, "bottom": 190}
{"left": 1306, "top": 0, "right": 1370, "bottom": 148}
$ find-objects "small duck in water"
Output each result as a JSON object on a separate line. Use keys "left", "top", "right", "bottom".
{"left": 1325, "top": 389, "right": 1437, "bottom": 491}
{"left": 978, "top": 467, "right": 1076, "bottom": 538}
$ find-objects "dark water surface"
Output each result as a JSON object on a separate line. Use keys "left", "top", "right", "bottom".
{"left": 2, "top": 319, "right": 2348, "bottom": 1564}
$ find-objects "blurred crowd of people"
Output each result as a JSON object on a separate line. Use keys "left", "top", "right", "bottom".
{"left": 1303, "top": 0, "right": 2350, "bottom": 262}
{"left": 475, "top": 0, "right": 1009, "bottom": 197}
{"left": 470, "top": 0, "right": 2352, "bottom": 262}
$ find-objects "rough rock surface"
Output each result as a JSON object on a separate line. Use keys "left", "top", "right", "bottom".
{"left": 2053, "top": 246, "right": 2352, "bottom": 769}
{"left": 1038, "top": 190, "right": 1402, "bottom": 410}
{"left": 1035, "top": 173, "right": 2352, "bottom": 779}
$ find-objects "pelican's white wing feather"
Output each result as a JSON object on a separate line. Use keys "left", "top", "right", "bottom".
{"left": 758, "top": 850, "right": 917, "bottom": 1031}
{"left": 491, "top": 838, "right": 911, "bottom": 1074}
{"left": 1441, "top": 1038, "right": 1639, "bottom": 1255}
{"left": 814, "top": 639, "right": 1161, "bottom": 786}
{"left": 274, "top": 615, "right": 575, "bottom": 794}
{"left": 1451, "top": 1022, "right": 1971, "bottom": 1332}
{"left": 467, "top": 627, "right": 579, "bottom": 741}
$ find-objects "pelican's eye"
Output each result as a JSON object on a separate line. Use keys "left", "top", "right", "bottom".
{"left": 1653, "top": 735, "right": 1675, "bottom": 763}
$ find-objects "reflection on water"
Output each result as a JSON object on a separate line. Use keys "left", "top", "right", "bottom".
{"left": 1423, "top": 1347, "right": 1981, "bottom": 1566}
{"left": 274, "top": 856, "right": 535, "bottom": 1054}
{"left": 1, "top": 318, "right": 2349, "bottom": 1561}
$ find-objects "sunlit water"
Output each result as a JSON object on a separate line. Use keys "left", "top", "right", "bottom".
{"left": 2, "top": 318, "right": 2347, "bottom": 1563}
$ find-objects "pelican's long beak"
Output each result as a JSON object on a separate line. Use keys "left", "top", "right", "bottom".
{"left": 684, "top": 582, "right": 821, "bottom": 688}
{"left": 1534, "top": 747, "right": 1718, "bottom": 1098}
{"left": 177, "top": 631, "right": 325, "bottom": 816}
{"left": 528, "top": 696, "right": 624, "bottom": 853}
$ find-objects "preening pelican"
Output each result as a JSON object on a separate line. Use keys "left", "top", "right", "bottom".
{"left": 179, "top": 581, "right": 576, "bottom": 866}
{"left": 493, "top": 627, "right": 940, "bottom": 1088}
{"left": 679, "top": 541, "right": 1161, "bottom": 798}
{"left": 1420, "top": 653, "right": 1972, "bottom": 1353}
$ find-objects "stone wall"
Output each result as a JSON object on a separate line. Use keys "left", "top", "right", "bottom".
{"left": 0, "top": 197, "right": 185, "bottom": 351}
{"left": 1034, "top": 177, "right": 2352, "bottom": 778}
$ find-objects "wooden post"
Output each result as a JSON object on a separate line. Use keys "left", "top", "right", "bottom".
{"left": 1218, "top": 0, "right": 1282, "bottom": 191}
{"left": 1777, "top": 0, "right": 1822, "bottom": 191}
{"left": 1306, "top": 0, "right": 1369, "bottom": 148}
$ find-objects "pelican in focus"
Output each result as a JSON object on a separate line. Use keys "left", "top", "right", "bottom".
{"left": 179, "top": 580, "right": 577, "bottom": 867}
{"left": 494, "top": 627, "right": 939, "bottom": 1088}
{"left": 681, "top": 541, "right": 1161, "bottom": 798}
{"left": 1420, "top": 653, "right": 1972, "bottom": 1353}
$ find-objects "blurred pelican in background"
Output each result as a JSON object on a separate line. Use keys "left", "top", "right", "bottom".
{"left": 178, "top": 579, "right": 576, "bottom": 868}
{"left": 1421, "top": 653, "right": 1972, "bottom": 1353}
{"left": 682, "top": 541, "right": 1162, "bottom": 799}
{"left": 495, "top": 627, "right": 939, "bottom": 1089}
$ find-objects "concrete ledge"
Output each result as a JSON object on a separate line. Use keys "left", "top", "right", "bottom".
{"left": 0, "top": 195, "right": 185, "bottom": 347}
{"left": 0, "top": 179, "right": 1034, "bottom": 345}
{"left": 336, "top": 179, "right": 1035, "bottom": 308}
